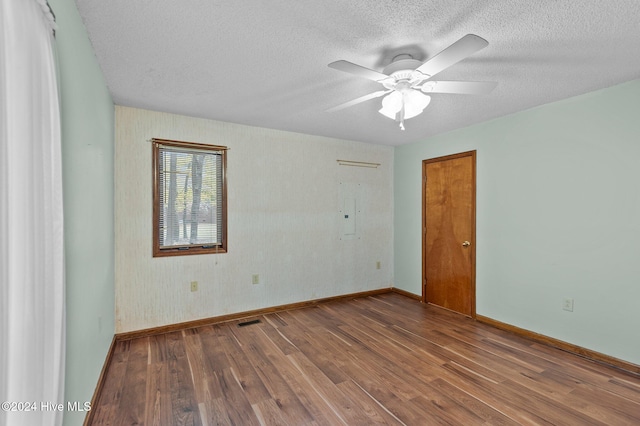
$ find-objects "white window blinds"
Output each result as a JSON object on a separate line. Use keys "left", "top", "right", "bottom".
{"left": 154, "top": 140, "right": 227, "bottom": 255}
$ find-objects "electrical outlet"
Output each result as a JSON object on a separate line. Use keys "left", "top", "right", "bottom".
{"left": 252, "top": 274, "right": 260, "bottom": 285}
{"left": 562, "top": 298, "right": 574, "bottom": 312}
{"left": 376, "top": 261, "right": 381, "bottom": 270}
{"left": 190, "top": 281, "right": 198, "bottom": 292}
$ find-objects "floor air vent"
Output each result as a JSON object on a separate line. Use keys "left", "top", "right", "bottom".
{"left": 237, "top": 319, "right": 261, "bottom": 327}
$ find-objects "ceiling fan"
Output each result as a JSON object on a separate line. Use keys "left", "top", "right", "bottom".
{"left": 327, "top": 34, "right": 497, "bottom": 130}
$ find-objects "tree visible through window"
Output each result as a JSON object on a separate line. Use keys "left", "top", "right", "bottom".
{"left": 152, "top": 139, "right": 227, "bottom": 256}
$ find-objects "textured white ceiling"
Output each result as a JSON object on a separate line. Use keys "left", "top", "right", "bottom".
{"left": 75, "top": 0, "right": 640, "bottom": 146}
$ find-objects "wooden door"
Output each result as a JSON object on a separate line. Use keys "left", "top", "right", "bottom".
{"left": 423, "top": 151, "right": 476, "bottom": 317}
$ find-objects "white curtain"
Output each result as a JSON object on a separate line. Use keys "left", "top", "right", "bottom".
{"left": 0, "top": 1, "right": 65, "bottom": 425}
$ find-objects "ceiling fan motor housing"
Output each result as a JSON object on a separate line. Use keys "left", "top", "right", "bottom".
{"left": 381, "top": 58, "right": 429, "bottom": 90}
{"left": 382, "top": 58, "right": 424, "bottom": 77}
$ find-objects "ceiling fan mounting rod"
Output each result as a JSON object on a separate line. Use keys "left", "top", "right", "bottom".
{"left": 382, "top": 58, "right": 424, "bottom": 77}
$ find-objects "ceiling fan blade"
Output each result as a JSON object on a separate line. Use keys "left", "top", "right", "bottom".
{"left": 415, "top": 34, "right": 489, "bottom": 78}
{"left": 326, "top": 90, "right": 391, "bottom": 113}
{"left": 420, "top": 80, "right": 497, "bottom": 95}
{"left": 328, "top": 60, "right": 389, "bottom": 82}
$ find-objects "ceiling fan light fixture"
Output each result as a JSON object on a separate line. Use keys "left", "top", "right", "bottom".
{"left": 378, "top": 91, "right": 403, "bottom": 119}
{"left": 378, "top": 106, "right": 397, "bottom": 120}
{"left": 378, "top": 90, "right": 430, "bottom": 127}
{"left": 403, "top": 90, "right": 431, "bottom": 118}
{"left": 381, "top": 90, "right": 402, "bottom": 109}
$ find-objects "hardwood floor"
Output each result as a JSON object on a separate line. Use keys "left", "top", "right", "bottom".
{"left": 89, "top": 293, "right": 640, "bottom": 425}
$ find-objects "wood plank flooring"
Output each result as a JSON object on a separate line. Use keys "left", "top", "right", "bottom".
{"left": 89, "top": 293, "right": 640, "bottom": 425}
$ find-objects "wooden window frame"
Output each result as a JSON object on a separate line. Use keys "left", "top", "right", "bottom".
{"left": 152, "top": 138, "right": 227, "bottom": 257}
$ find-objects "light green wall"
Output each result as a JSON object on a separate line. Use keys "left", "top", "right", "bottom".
{"left": 394, "top": 80, "right": 640, "bottom": 365}
{"left": 50, "top": 0, "right": 115, "bottom": 424}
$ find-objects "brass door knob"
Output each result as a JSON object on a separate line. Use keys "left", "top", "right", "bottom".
{"left": 462, "top": 241, "right": 471, "bottom": 247}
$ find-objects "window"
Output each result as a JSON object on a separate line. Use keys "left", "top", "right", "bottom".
{"left": 152, "top": 138, "right": 227, "bottom": 256}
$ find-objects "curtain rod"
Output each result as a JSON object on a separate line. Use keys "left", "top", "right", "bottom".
{"left": 148, "top": 138, "right": 230, "bottom": 150}
{"left": 336, "top": 159, "right": 380, "bottom": 168}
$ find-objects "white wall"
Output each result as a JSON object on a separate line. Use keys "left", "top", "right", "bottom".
{"left": 115, "top": 107, "right": 393, "bottom": 332}
{"left": 394, "top": 80, "right": 640, "bottom": 365}
{"left": 50, "top": 0, "right": 115, "bottom": 424}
